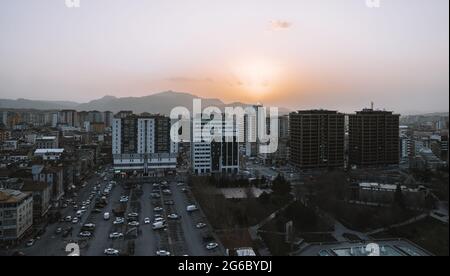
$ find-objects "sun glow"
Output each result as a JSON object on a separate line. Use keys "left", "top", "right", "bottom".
{"left": 231, "top": 60, "right": 282, "bottom": 96}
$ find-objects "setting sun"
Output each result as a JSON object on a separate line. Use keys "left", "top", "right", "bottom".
{"left": 231, "top": 60, "right": 282, "bottom": 96}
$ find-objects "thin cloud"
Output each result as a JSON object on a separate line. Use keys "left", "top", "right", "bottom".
{"left": 270, "top": 20, "right": 293, "bottom": 30}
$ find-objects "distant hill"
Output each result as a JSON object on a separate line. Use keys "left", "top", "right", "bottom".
{"left": 1, "top": 91, "right": 290, "bottom": 115}
{"left": 0, "top": 98, "right": 78, "bottom": 110}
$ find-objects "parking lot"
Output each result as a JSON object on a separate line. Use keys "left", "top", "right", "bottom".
{"left": 11, "top": 169, "right": 224, "bottom": 256}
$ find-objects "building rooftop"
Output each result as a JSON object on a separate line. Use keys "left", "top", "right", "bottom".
{"left": 34, "top": 148, "right": 64, "bottom": 154}
{"left": 0, "top": 188, "right": 31, "bottom": 204}
{"left": 294, "top": 239, "right": 432, "bottom": 256}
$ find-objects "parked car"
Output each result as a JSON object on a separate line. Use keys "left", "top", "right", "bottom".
{"left": 104, "top": 248, "right": 120, "bottom": 256}
{"left": 206, "top": 243, "right": 219, "bottom": 250}
{"left": 168, "top": 214, "right": 179, "bottom": 220}
{"left": 26, "top": 239, "right": 35, "bottom": 247}
{"left": 113, "top": 217, "right": 125, "bottom": 225}
{"left": 79, "top": 231, "right": 92, "bottom": 238}
{"left": 156, "top": 250, "right": 171, "bottom": 256}
{"left": 109, "top": 232, "right": 124, "bottom": 239}
{"left": 196, "top": 223, "right": 207, "bottom": 229}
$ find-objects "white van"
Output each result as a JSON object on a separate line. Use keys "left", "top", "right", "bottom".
{"left": 104, "top": 212, "right": 110, "bottom": 220}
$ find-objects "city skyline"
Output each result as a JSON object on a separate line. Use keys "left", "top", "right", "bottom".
{"left": 0, "top": 0, "right": 448, "bottom": 115}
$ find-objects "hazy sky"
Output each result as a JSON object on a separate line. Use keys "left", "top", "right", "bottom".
{"left": 0, "top": 0, "right": 448, "bottom": 114}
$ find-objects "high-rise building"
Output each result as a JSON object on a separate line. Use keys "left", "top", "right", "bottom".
{"left": 349, "top": 109, "right": 400, "bottom": 167}
{"left": 112, "top": 114, "right": 177, "bottom": 174}
{"left": 103, "top": 111, "right": 113, "bottom": 128}
{"left": 243, "top": 105, "right": 263, "bottom": 157}
{"left": 192, "top": 114, "right": 239, "bottom": 175}
{"left": 290, "top": 110, "right": 345, "bottom": 169}
{"left": 59, "top": 110, "right": 78, "bottom": 127}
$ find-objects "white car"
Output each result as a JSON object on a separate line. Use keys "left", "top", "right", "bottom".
{"left": 72, "top": 217, "right": 79, "bottom": 224}
{"left": 144, "top": 217, "right": 151, "bottom": 224}
{"left": 152, "top": 221, "right": 166, "bottom": 230}
{"left": 113, "top": 218, "right": 125, "bottom": 225}
{"left": 104, "top": 212, "right": 111, "bottom": 220}
{"left": 104, "top": 248, "right": 120, "bottom": 256}
{"left": 109, "top": 232, "right": 124, "bottom": 239}
{"left": 154, "top": 207, "right": 163, "bottom": 212}
{"left": 79, "top": 231, "right": 92, "bottom": 238}
{"left": 128, "top": 221, "right": 140, "bottom": 227}
{"left": 186, "top": 205, "right": 198, "bottom": 212}
{"left": 167, "top": 214, "right": 179, "bottom": 220}
{"left": 196, "top": 223, "right": 207, "bottom": 229}
{"left": 206, "top": 243, "right": 219, "bottom": 250}
{"left": 156, "top": 250, "right": 171, "bottom": 256}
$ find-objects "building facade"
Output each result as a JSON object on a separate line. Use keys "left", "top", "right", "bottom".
{"left": 0, "top": 189, "right": 33, "bottom": 243}
{"left": 349, "top": 109, "right": 400, "bottom": 167}
{"left": 112, "top": 114, "right": 178, "bottom": 174}
{"left": 290, "top": 110, "right": 345, "bottom": 169}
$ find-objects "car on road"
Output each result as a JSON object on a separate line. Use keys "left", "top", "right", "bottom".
{"left": 82, "top": 223, "right": 96, "bottom": 231}
{"left": 186, "top": 205, "right": 198, "bottom": 212}
{"left": 119, "top": 196, "right": 129, "bottom": 203}
{"left": 152, "top": 221, "right": 166, "bottom": 230}
{"left": 167, "top": 214, "right": 180, "bottom": 220}
{"left": 150, "top": 193, "right": 161, "bottom": 199}
{"left": 109, "top": 232, "right": 124, "bottom": 239}
{"left": 144, "top": 217, "right": 151, "bottom": 224}
{"left": 104, "top": 212, "right": 111, "bottom": 220}
{"left": 154, "top": 217, "right": 165, "bottom": 223}
{"left": 55, "top": 227, "right": 63, "bottom": 234}
{"left": 26, "top": 239, "right": 35, "bottom": 247}
{"left": 128, "top": 213, "right": 139, "bottom": 218}
{"left": 156, "top": 250, "right": 171, "bottom": 256}
{"left": 104, "top": 248, "right": 120, "bottom": 256}
{"left": 196, "top": 223, "right": 207, "bottom": 229}
{"left": 113, "top": 217, "right": 125, "bottom": 225}
{"left": 79, "top": 231, "right": 92, "bottom": 238}
{"left": 128, "top": 221, "right": 140, "bottom": 227}
{"left": 64, "top": 216, "right": 72, "bottom": 222}
{"left": 177, "top": 182, "right": 185, "bottom": 187}
{"left": 154, "top": 207, "right": 164, "bottom": 212}
{"left": 72, "top": 217, "right": 79, "bottom": 224}
{"left": 206, "top": 243, "right": 219, "bottom": 250}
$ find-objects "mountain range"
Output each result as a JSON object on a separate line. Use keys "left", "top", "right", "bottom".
{"left": 0, "top": 91, "right": 291, "bottom": 115}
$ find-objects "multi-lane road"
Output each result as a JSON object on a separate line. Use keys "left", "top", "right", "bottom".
{"left": 5, "top": 169, "right": 223, "bottom": 256}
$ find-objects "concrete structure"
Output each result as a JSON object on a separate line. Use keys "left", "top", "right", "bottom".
{"left": 0, "top": 189, "right": 33, "bottom": 243}
{"left": 350, "top": 182, "right": 427, "bottom": 206}
{"left": 32, "top": 165, "right": 64, "bottom": 204}
{"left": 35, "top": 136, "right": 59, "bottom": 149}
{"left": 112, "top": 114, "right": 178, "bottom": 174}
{"left": 34, "top": 148, "right": 65, "bottom": 161}
{"left": 294, "top": 239, "right": 432, "bottom": 256}
{"left": 192, "top": 115, "right": 240, "bottom": 175}
{"left": 59, "top": 110, "right": 78, "bottom": 127}
{"left": 289, "top": 110, "right": 345, "bottom": 169}
{"left": 349, "top": 109, "right": 400, "bottom": 167}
